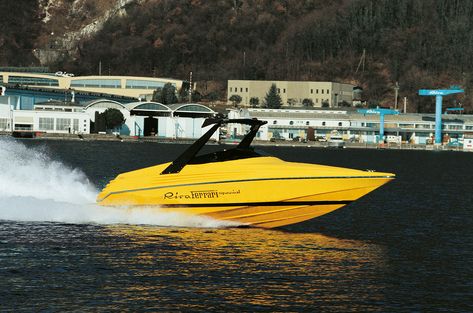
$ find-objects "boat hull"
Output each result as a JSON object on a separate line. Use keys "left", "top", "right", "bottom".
{"left": 98, "top": 159, "right": 393, "bottom": 228}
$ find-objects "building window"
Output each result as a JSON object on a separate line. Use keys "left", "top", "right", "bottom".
{"left": 240, "top": 88, "right": 243, "bottom": 92}
{"left": 15, "top": 124, "right": 33, "bottom": 131}
{"left": 277, "top": 88, "right": 280, "bottom": 93}
{"left": 316, "top": 89, "right": 319, "bottom": 94}
{"left": 9, "top": 76, "right": 59, "bottom": 87}
{"left": 230, "top": 87, "right": 232, "bottom": 92}
{"left": 125, "top": 79, "right": 166, "bottom": 89}
{"left": 306, "top": 121, "right": 310, "bottom": 126}
{"left": 73, "top": 119, "right": 79, "bottom": 132}
{"left": 310, "top": 89, "right": 313, "bottom": 94}
{"left": 327, "top": 89, "right": 330, "bottom": 94}
{"left": 56, "top": 118, "right": 70, "bottom": 131}
{"left": 74, "top": 79, "right": 121, "bottom": 88}
{"left": 321, "top": 89, "right": 324, "bottom": 94}
{"left": 289, "top": 121, "right": 294, "bottom": 125}
{"left": 338, "top": 122, "right": 342, "bottom": 126}
{"left": 322, "top": 122, "right": 326, "bottom": 126}
{"left": 246, "top": 88, "right": 248, "bottom": 92}
{"left": 273, "top": 120, "right": 277, "bottom": 125}
{"left": 0, "top": 118, "right": 9, "bottom": 130}
{"left": 39, "top": 117, "right": 54, "bottom": 130}
{"left": 283, "top": 88, "right": 286, "bottom": 93}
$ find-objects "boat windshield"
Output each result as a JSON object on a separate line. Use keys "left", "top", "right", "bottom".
{"left": 161, "top": 118, "right": 267, "bottom": 174}
{"left": 189, "top": 147, "right": 262, "bottom": 165}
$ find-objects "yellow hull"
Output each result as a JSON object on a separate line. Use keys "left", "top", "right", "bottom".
{"left": 97, "top": 156, "right": 394, "bottom": 228}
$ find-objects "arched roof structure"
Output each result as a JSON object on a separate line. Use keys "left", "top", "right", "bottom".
{"left": 167, "top": 103, "right": 216, "bottom": 116}
{"left": 124, "top": 101, "right": 171, "bottom": 112}
{"left": 84, "top": 99, "right": 126, "bottom": 110}
{"left": 83, "top": 100, "right": 215, "bottom": 118}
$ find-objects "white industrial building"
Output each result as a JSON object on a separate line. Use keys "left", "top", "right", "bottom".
{"left": 0, "top": 95, "right": 217, "bottom": 140}
{"left": 83, "top": 99, "right": 217, "bottom": 139}
{"left": 227, "top": 107, "right": 473, "bottom": 146}
{"left": 0, "top": 96, "right": 90, "bottom": 134}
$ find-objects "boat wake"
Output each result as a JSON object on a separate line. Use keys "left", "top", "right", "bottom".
{"left": 0, "top": 138, "right": 235, "bottom": 228}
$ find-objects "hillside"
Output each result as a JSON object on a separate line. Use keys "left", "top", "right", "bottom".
{"left": 1, "top": 0, "right": 473, "bottom": 112}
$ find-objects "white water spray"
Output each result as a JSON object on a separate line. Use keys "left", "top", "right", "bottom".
{"left": 0, "top": 138, "right": 235, "bottom": 228}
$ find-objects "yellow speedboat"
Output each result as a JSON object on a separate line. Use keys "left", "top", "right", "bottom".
{"left": 97, "top": 119, "right": 394, "bottom": 228}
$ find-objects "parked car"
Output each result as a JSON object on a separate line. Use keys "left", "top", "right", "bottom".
{"left": 270, "top": 136, "right": 286, "bottom": 142}
{"left": 292, "top": 136, "right": 307, "bottom": 143}
{"left": 328, "top": 135, "right": 345, "bottom": 148}
{"left": 270, "top": 132, "right": 286, "bottom": 142}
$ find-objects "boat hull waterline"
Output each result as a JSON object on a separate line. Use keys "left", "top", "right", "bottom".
{"left": 97, "top": 156, "right": 394, "bottom": 228}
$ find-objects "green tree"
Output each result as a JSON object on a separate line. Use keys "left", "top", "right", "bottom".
{"left": 152, "top": 87, "right": 163, "bottom": 102}
{"left": 100, "top": 108, "right": 125, "bottom": 131}
{"left": 264, "top": 84, "right": 282, "bottom": 109}
{"left": 249, "top": 97, "right": 259, "bottom": 107}
{"left": 156, "top": 83, "right": 178, "bottom": 104}
{"left": 302, "top": 98, "right": 314, "bottom": 107}
{"left": 368, "top": 101, "right": 378, "bottom": 109}
{"left": 178, "top": 81, "right": 191, "bottom": 102}
{"left": 229, "top": 94, "right": 242, "bottom": 107}
{"left": 191, "top": 90, "right": 202, "bottom": 102}
{"left": 287, "top": 98, "right": 297, "bottom": 106}
{"left": 321, "top": 101, "right": 330, "bottom": 108}
{"left": 206, "top": 91, "right": 220, "bottom": 102}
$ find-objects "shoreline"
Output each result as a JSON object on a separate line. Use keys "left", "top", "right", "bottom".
{"left": 0, "top": 131, "right": 467, "bottom": 152}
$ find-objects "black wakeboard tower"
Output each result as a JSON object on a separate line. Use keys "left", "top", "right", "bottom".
{"left": 161, "top": 118, "right": 267, "bottom": 175}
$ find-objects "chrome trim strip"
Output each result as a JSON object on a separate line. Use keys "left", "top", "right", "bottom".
{"left": 97, "top": 175, "right": 393, "bottom": 202}
{"left": 159, "top": 200, "right": 353, "bottom": 208}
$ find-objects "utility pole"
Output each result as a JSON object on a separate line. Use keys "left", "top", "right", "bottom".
{"left": 394, "top": 81, "right": 399, "bottom": 109}
{"left": 99, "top": 61, "right": 102, "bottom": 76}
{"left": 355, "top": 49, "right": 366, "bottom": 74}
{"left": 188, "top": 71, "right": 193, "bottom": 103}
{"left": 243, "top": 51, "right": 246, "bottom": 80}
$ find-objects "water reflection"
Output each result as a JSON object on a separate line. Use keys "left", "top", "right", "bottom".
{"left": 100, "top": 226, "right": 387, "bottom": 311}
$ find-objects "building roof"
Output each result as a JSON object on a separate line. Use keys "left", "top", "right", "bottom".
{"left": 247, "top": 107, "right": 473, "bottom": 124}
{"left": 34, "top": 100, "right": 82, "bottom": 108}
{"left": 167, "top": 103, "right": 216, "bottom": 114}
{"left": 125, "top": 101, "right": 171, "bottom": 112}
{"left": 84, "top": 99, "right": 126, "bottom": 110}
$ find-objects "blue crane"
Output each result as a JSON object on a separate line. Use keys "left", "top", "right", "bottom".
{"left": 418, "top": 87, "right": 464, "bottom": 144}
{"left": 358, "top": 108, "right": 399, "bottom": 143}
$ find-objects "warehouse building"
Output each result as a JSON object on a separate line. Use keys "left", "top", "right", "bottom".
{"left": 0, "top": 95, "right": 216, "bottom": 140}
{"left": 227, "top": 107, "right": 473, "bottom": 145}
{"left": 227, "top": 80, "right": 355, "bottom": 108}
{"left": 0, "top": 71, "right": 186, "bottom": 100}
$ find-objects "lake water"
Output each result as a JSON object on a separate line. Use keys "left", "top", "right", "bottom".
{"left": 1, "top": 138, "right": 472, "bottom": 312}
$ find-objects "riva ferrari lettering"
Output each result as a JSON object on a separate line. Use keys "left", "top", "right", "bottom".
{"left": 163, "top": 190, "right": 241, "bottom": 200}
{"left": 164, "top": 190, "right": 219, "bottom": 200}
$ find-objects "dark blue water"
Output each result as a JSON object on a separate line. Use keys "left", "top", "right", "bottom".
{"left": 1, "top": 139, "right": 472, "bottom": 312}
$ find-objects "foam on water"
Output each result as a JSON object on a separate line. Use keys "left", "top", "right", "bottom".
{"left": 0, "top": 138, "right": 235, "bottom": 228}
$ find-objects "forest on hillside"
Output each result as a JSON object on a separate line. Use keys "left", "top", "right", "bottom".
{"left": 0, "top": 0, "right": 42, "bottom": 66}
{"left": 2, "top": 0, "right": 473, "bottom": 112}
